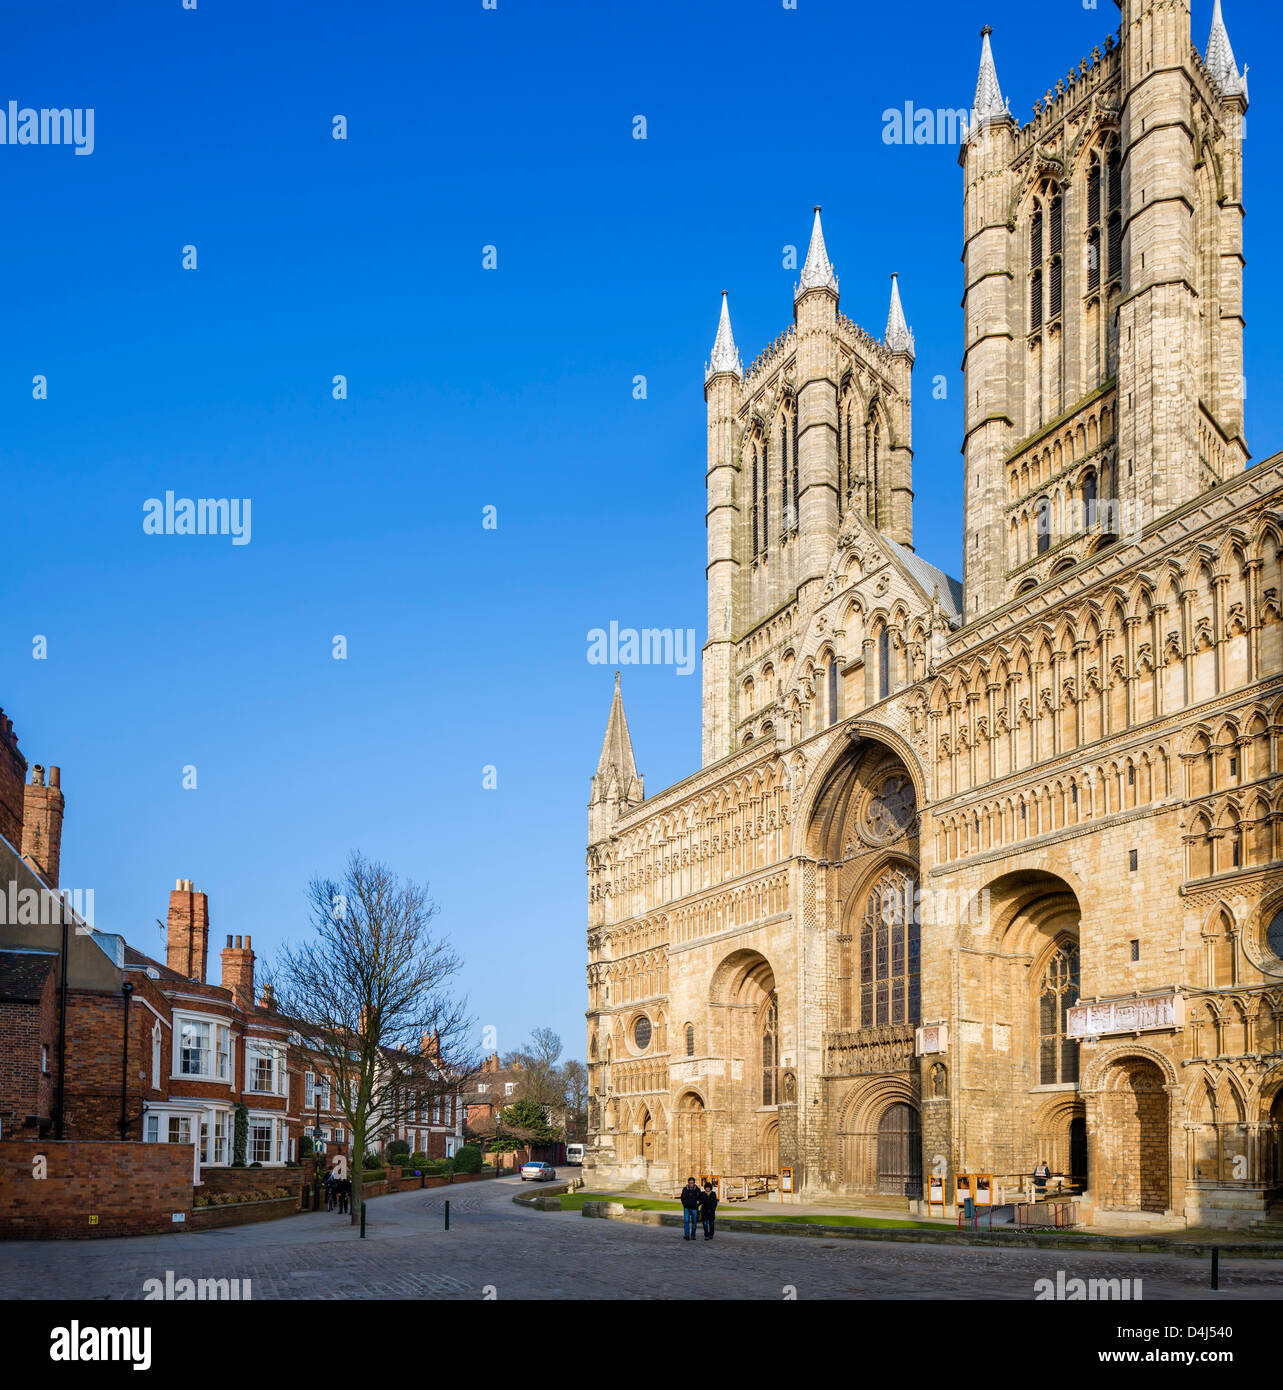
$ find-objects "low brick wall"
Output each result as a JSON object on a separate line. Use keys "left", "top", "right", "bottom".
{"left": 188, "top": 1196, "right": 299, "bottom": 1230}
{"left": 198, "top": 1166, "right": 305, "bottom": 1200}
{"left": 0, "top": 1139, "right": 193, "bottom": 1239}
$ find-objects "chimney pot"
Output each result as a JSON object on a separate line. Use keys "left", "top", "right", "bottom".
{"left": 226, "top": 935, "right": 233, "bottom": 948}
{"left": 49, "top": 766, "right": 59, "bottom": 788}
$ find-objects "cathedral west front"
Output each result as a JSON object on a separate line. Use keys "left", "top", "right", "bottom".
{"left": 585, "top": 2, "right": 1283, "bottom": 1231}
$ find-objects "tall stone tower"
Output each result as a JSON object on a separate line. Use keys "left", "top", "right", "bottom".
{"left": 960, "top": 4, "right": 1248, "bottom": 620}
{"left": 21, "top": 764, "right": 64, "bottom": 888}
{"left": 700, "top": 210, "right": 916, "bottom": 765}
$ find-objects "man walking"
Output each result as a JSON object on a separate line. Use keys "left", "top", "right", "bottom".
{"left": 680, "top": 1177, "right": 701, "bottom": 1241}
{"left": 699, "top": 1180, "right": 719, "bottom": 1240}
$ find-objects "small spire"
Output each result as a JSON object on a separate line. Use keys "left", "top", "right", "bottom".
{"left": 705, "top": 290, "right": 742, "bottom": 381}
{"left": 885, "top": 273, "right": 915, "bottom": 358}
{"left": 795, "top": 206, "right": 838, "bottom": 300}
{"left": 591, "top": 673, "right": 642, "bottom": 806}
{"left": 1206, "top": 0, "right": 1247, "bottom": 101}
{"left": 969, "top": 25, "right": 1009, "bottom": 133}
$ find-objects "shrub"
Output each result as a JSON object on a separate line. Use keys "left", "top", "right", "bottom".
{"left": 298, "top": 1135, "right": 314, "bottom": 1161}
{"left": 361, "top": 1151, "right": 380, "bottom": 1170}
{"left": 409, "top": 1151, "right": 430, "bottom": 1169}
{"left": 453, "top": 1144, "right": 482, "bottom": 1174}
{"left": 386, "top": 1139, "right": 410, "bottom": 1161}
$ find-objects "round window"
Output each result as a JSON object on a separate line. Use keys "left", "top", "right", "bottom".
{"left": 1266, "top": 910, "right": 1283, "bottom": 963}
{"left": 633, "top": 1016, "right": 652, "bottom": 1050}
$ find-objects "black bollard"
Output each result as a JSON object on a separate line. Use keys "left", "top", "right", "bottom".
{"left": 1210, "top": 1246, "right": 1219, "bottom": 1290}
{"left": 360, "top": 1201, "right": 367, "bottom": 1238}
{"left": 445, "top": 1199, "right": 451, "bottom": 1231}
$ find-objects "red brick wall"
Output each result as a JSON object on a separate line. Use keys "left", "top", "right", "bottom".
{"left": 61, "top": 990, "right": 155, "bottom": 1140}
{"left": 199, "top": 1165, "right": 305, "bottom": 1199}
{"left": 0, "top": 710, "right": 27, "bottom": 850}
{"left": 0, "top": 1139, "right": 194, "bottom": 1238}
{"left": 0, "top": 967, "right": 56, "bottom": 1136}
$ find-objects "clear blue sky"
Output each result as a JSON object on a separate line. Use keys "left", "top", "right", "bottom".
{"left": 3, "top": 1, "right": 1280, "bottom": 1063}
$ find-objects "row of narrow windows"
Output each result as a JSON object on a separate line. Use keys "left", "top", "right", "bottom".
{"left": 1029, "top": 146, "right": 1120, "bottom": 334}
{"left": 750, "top": 410, "right": 799, "bottom": 559}
{"left": 751, "top": 397, "right": 887, "bottom": 560}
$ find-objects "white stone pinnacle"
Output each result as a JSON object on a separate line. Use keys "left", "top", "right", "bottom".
{"left": 795, "top": 206, "right": 838, "bottom": 300}
{"left": 970, "top": 25, "right": 1008, "bottom": 132}
{"left": 1206, "top": 0, "right": 1247, "bottom": 101}
{"left": 885, "top": 273, "right": 915, "bottom": 357}
{"left": 705, "top": 290, "right": 742, "bottom": 381}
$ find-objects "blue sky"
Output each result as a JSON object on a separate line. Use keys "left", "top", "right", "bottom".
{"left": 2, "top": 0, "right": 1280, "bottom": 1063}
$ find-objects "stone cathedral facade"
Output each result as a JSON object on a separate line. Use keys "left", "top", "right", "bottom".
{"left": 585, "top": 1, "right": 1283, "bottom": 1230}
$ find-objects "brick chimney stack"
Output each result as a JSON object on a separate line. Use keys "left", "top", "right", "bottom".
{"left": 166, "top": 879, "right": 210, "bottom": 983}
{"left": 421, "top": 1029, "right": 440, "bottom": 1058}
{"left": 22, "top": 764, "right": 65, "bottom": 888}
{"left": 220, "top": 934, "right": 255, "bottom": 1011}
{"left": 0, "top": 707, "right": 28, "bottom": 850}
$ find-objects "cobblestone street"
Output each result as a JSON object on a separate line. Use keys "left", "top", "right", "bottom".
{"left": 2, "top": 1177, "right": 1280, "bottom": 1301}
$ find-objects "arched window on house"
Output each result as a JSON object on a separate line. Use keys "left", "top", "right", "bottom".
{"left": 1038, "top": 942, "right": 1080, "bottom": 1085}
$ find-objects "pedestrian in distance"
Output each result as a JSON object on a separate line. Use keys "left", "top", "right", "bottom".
{"left": 338, "top": 1176, "right": 351, "bottom": 1215}
{"left": 1033, "top": 1159, "right": 1051, "bottom": 1198}
{"left": 324, "top": 1169, "right": 336, "bottom": 1212}
{"left": 699, "top": 1181, "right": 718, "bottom": 1240}
{"left": 680, "top": 1177, "right": 701, "bottom": 1241}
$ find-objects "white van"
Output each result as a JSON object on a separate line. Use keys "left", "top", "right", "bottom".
{"left": 565, "top": 1143, "right": 585, "bottom": 1166}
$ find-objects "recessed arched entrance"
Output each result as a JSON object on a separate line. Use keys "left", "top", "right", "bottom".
{"left": 674, "top": 1092, "right": 706, "bottom": 1182}
{"left": 1098, "top": 1056, "right": 1170, "bottom": 1213}
{"left": 876, "top": 1102, "right": 922, "bottom": 1197}
{"left": 640, "top": 1108, "right": 655, "bottom": 1162}
{"left": 759, "top": 1116, "right": 780, "bottom": 1179}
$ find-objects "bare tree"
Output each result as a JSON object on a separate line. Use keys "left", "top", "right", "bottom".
{"left": 511, "top": 1027, "right": 564, "bottom": 1107}
{"left": 559, "top": 1058, "right": 588, "bottom": 1140}
{"left": 270, "top": 853, "right": 475, "bottom": 1225}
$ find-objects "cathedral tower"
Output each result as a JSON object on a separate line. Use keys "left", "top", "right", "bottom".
{"left": 961, "top": 5, "right": 1248, "bottom": 619}
{"left": 700, "top": 211, "right": 916, "bottom": 765}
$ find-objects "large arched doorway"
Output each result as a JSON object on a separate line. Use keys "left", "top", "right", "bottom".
{"left": 1098, "top": 1057, "right": 1170, "bottom": 1213}
{"left": 674, "top": 1093, "right": 706, "bottom": 1182}
{"left": 876, "top": 1102, "right": 922, "bottom": 1197}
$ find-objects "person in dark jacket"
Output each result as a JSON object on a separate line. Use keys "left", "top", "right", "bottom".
{"left": 324, "top": 1170, "right": 336, "bottom": 1211}
{"left": 680, "top": 1177, "right": 701, "bottom": 1240}
{"left": 699, "top": 1181, "right": 719, "bottom": 1240}
{"left": 339, "top": 1176, "right": 352, "bottom": 1214}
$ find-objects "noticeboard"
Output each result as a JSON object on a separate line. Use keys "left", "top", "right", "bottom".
{"left": 955, "top": 1174, "right": 972, "bottom": 1206}
{"left": 781, "top": 1166, "right": 793, "bottom": 1194}
{"left": 974, "top": 1173, "right": 993, "bottom": 1207}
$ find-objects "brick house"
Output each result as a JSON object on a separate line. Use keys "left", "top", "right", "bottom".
{"left": 380, "top": 1033, "right": 464, "bottom": 1161}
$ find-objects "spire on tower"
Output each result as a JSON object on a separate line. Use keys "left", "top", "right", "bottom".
{"left": 794, "top": 206, "right": 838, "bottom": 301}
{"left": 1206, "top": 0, "right": 1247, "bottom": 101}
{"left": 969, "top": 25, "right": 1009, "bottom": 132}
{"left": 705, "top": 290, "right": 742, "bottom": 382}
{"left": 590, "top": 671, "right": 643, "bottom": 815}
{"left": 885, "top": 273, "right": 915, "bottom": 358}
